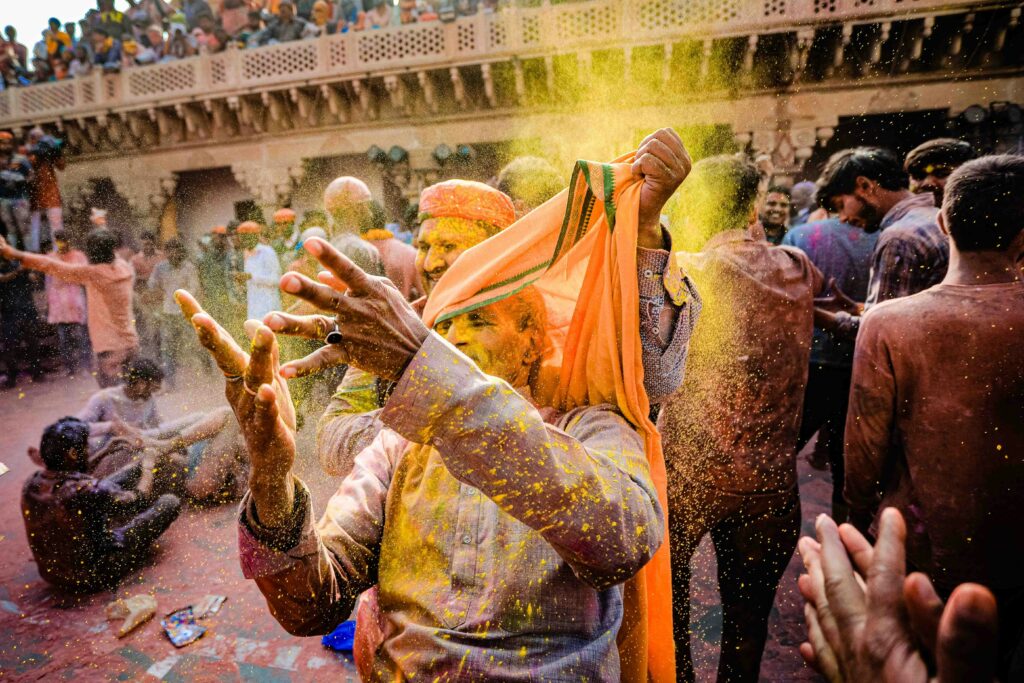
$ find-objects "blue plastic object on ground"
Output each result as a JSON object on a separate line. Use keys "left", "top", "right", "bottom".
{"left": 321, "top": 619, "right": 356, "bottom": 652}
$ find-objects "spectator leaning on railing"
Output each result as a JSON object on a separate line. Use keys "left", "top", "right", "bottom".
{"left": 4, "top": 0, "right": 501, "bottom": 87}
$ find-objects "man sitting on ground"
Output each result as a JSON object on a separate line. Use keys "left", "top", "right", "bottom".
{"left": 75, "top": 357, "right": 248, "bottom": 501}
{"left": 22, "top": 417, "right": 181, "bottom": 593}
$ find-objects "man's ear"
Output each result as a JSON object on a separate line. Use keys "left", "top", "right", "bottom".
{"left": 854, "top": 175, "right": 875, "bottom": 197}
{"left": 937, "top": 209, "right": 950, "bottom": 237}
{"left": 522, "top": 329, "right": 543, "bottom": 367}
{"left": 746, "top": 203, "right": 758, "bottom": 226}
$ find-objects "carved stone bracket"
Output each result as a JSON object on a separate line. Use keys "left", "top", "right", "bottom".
{"left": 110, "top": 172, "right": 178, "bottom": 219}
{"left": 232, "top": 161, "right": 304, "bottom": 207}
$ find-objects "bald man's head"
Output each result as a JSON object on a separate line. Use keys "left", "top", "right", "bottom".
{"left": 323, "top": 176, "right": 373, "bottom": 236}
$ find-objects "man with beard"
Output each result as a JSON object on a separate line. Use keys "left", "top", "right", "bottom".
{"left": 813, "top": 147, "right": 946, "bottom": 338}
{"left": 903, "top": 137, "right": 976, "bottom": 206}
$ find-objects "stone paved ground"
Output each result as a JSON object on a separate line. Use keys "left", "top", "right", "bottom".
{"left": 0, "top": 369, "right": 828, "bottom": 682}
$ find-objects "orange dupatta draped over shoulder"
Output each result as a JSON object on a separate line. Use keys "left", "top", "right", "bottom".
{"left": 423, "top": 155, "right": 675, "bottom": 682}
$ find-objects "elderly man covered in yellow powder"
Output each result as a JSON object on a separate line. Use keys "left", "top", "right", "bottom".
{"left": 176, "top": 129, "right": 698, "bottom": 680}
{"left": 266, "top": 134, "right": 699, "bottom": 481}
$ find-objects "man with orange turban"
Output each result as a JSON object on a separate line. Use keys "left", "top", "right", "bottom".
{"left": 271, "top": 139, "right": 696, "bottom": 484}
{"left": 270, "top": 207, "right": 298, "bottom": 265}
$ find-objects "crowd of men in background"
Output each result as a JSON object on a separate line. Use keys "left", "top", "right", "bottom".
{"left": 2, "top": 0, "right": 506, "bottom": 87}
{"left": 2, "top": 126, "right": 1022, "bottom": 681}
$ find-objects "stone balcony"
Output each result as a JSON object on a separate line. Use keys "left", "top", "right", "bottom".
{"left": 3, "top": 0, "right": 1019, "bottom": 138}
{"left": 3, "top": 0, "right": 1019, "bottom": 221}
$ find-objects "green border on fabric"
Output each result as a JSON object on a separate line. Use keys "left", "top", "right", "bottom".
{"left": 552, "top": 165, "right": 583, "bottom": 265}
{"left": 602, "top": 163, "right": 617, "bottom": 231}
{"left": 434, "top": 158, "right": 620, "bottom": 325}
{"left": 475, "top": 260, "right": 550, "bottom": 296}
{"left": 435, "top": 277, "right": 543, "bottom": 324}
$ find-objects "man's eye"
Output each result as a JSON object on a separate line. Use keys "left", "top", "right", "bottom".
{"left": 435, "top": 320, "right": 451, "bottom": 334}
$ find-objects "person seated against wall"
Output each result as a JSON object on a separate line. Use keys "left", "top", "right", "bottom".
{"left": 67, "top": 44, "right": 93, "bottom": 78}
{"left": 259, "top": 1, "right": 314, "bottom": 44}
{"left": 237, "top": 10, "right": 267, "bottom": 46}
{"left": 334, "top": 0, "right": 368, "bottom": 32}
{"left": 89, "top": 27, "right": 122, "bottom": 72}
{"left": 22, "top": 417, "right": 182, "bottom": 593}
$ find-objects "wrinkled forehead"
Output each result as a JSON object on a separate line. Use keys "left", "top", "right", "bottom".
{"left": 417, "top": 217, "right": 492, "bottom": 249}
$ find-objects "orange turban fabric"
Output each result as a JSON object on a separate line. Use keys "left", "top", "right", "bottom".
{"left": 418, "top": 179, "right": 515, "bottom": 232}
{"left": 424, "top": 155, "right": 675, "bottom": 682}
{"left": 273, "top": 208, "right": 296, "bottom": 223}
{"left": 236, "top": 220, "right": 261, "bottom": 234}
{"left": 211, "top": 225, "right": 227, "bottom": 235}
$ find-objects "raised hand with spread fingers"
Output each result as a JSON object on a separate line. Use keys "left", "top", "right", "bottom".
{"left": 174, "top": 289, "right": 297, "bottom": 527}
{"left": 797, "top": 507, "right": 999, "bottom": 683}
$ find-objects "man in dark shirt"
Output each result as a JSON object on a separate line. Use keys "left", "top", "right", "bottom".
{"left": 782, "top": 217, "right": 878, "bottom": 519}
{"left": 660, "top": 155, "right": 824, "bottom": 681}
{"left": 814, "top": 147, "right": 947, "bottom": 338}
{"left": 0, "top": 258, "right": 43, "bottom": 387}
{"left": 0, "top": 132, "right": 33, "bottom": 253}
{"left": 844, "top": 154, "right": 1024, "bottom": 680}
{"left": 259, "top": 1, "right": 312, "bottom": 44}
{"left": 21, "top": 417, "right": 181, "bottom": 593}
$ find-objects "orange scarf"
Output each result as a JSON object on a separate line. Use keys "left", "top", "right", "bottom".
{"left": 424, "top": 154, "right": 675, "bottom": 682}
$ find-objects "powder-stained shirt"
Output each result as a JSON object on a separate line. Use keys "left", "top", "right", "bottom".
{"left": 19, "top": 252, "right": 138, "bottom": 354}
{"left": 844, "top": 281, "right": 1024, "bottom": 592}
{"left": 44, "top": 249, "right": 88, "bottom": 325}
{"left": 659, "top": 229, "right": 824, "bottom": 494}
{"left": 864, "top": 192, "right": 947, "bottom": 307}
{"left": 22, "top": 469, "right": 137, "bottom": 591}
{"left": 316, "top": 247, "right": 701, "bottom": 477}
{"left": 77, "top": 384, "right": 161, "bottom": 452}
{"left": 239, "top": 332, "right": 663, "bottom": 681}
{"left": 783, "top": 219, "right": 878, "bottom": 367}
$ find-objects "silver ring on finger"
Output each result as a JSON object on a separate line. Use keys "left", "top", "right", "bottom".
{"left": 325, "top": 321, "right": 343, "bottom": 345}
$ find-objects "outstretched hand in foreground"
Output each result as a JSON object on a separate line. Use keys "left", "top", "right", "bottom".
{"left": 174, "top": 289, "right": 298, "bottom": 527}
{"left": 262, "top": 237, "right": 428, "bottom": 382}
{"left": 797, "top": 507, "right": 999, "bottom": 683}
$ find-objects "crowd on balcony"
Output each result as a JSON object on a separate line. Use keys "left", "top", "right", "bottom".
{"left": 1, "top": 0, "right": 503, "bottom": 88}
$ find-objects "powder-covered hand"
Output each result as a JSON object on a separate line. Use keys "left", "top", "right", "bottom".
{"left": 175, "top": 289, "right": 298, "bottom": 528}
{"left": 632, "top": 128, "right": 692, "bottom": 248}
{"left": 275, "top": 237, "right": 430, "bottom": 383}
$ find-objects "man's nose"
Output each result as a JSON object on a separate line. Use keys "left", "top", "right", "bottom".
{"left": 424, "top": 248, "right": 446, "bottom": 274}
{"left": 444, "top": 322, "right": 466, "bottom": 346}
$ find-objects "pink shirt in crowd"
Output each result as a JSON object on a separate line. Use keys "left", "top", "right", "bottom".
{"left": 22, "top": 252, "right": 138, "bottom": 354}
{"left": 366, "top": 237, "right": 422, "bottom": 300}
{"left": 45, "top": 249, "right": 88, "bottom": 325}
